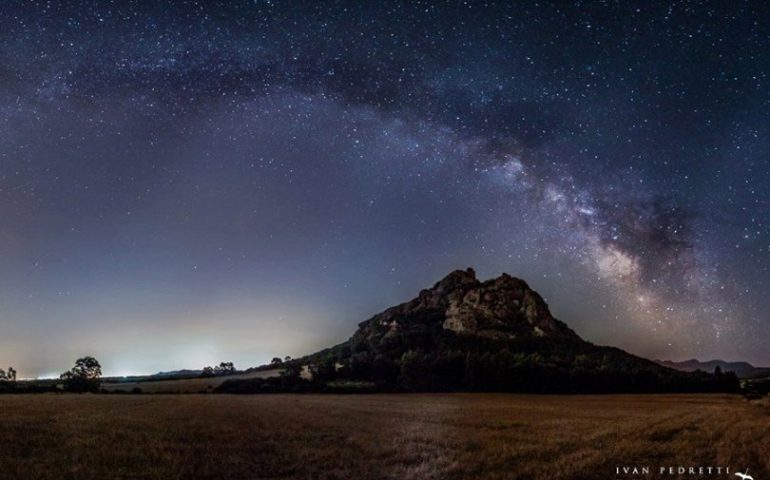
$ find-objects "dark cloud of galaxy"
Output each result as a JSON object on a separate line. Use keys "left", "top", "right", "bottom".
{"left": 0, "top": 1, "right": 768, "bottom": 377}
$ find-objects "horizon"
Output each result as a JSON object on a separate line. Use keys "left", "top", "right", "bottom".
{"left": 1, "top": 1, "right": 768, "bottom": 378}
{"left": 14, "top": 268, "right": 770, "bottom": 379}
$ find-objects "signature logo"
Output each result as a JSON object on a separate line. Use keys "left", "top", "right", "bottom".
{"left": 735, "top": 471, "right": 754, "bottom": 480}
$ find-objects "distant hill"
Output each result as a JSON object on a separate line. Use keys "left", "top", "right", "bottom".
{"left": 102, "top": 368, "right": 281, "bottom": 394}
{"left": 220, "top": 268, "right": 738, "bottom": 394}
{"left": 656, "top": 359, "right": 770, "bottom": 379}
{"left": 101, "top": 369, "right": 204, "bottom": 384}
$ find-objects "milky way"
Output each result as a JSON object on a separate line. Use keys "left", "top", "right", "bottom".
{"left": 1, "top": 1, "right": 768, "bottom": 377}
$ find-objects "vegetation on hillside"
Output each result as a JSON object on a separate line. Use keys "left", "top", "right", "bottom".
{"left": 218, "top": 332, "right": 740, "bottom": 394}
{"left": 201, "top": 362, "right": 236, "bottom": 377}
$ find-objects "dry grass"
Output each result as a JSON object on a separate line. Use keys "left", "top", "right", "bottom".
{"left": 0, "top": 394, "right": 767, "bottom": 480}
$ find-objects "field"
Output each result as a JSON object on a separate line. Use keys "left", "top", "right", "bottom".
{"left": 0, "top": 394, "right": 767, "bottom": 480}
{"left": 100, "top": 368, "right": 282, "bottom": 393}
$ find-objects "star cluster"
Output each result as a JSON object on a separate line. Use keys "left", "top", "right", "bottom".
{"left": 1, "top": 1, "right": 768, "bottom": 377}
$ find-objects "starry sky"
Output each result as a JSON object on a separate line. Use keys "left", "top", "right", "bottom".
{"left": 1, "top": 1, "right": 768, "bottom": 378}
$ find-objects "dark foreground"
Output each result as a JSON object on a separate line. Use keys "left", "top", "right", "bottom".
{"left": 0, "top": 394, "right": 768, "bottom": 480}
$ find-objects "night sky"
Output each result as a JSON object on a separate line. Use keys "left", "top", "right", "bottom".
{"left": 1, "top": 1, "right": 768, "bottom": 378}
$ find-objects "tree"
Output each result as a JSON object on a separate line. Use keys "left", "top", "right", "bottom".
{"left": 215, "top": 362, "right": 235, "bottom": 375}
{"left": 280, "top": 362, "right": 301, "bottom": 380}
{"left": 309, "top": 358, "right": 337, "bottom": 383}
{"left": 271, "top": 357, "right": 283, "bottom": 366}
{"left": 60, "top": 356, "right": 102, "bottom": 392}
{"left": 0, "top": 367, "right": 14, "bottom": 382}
{"left": 349, "top": 351, "right": 374, "bottom": 381}
{"left": 72, "top": 357, "right": 102, "bottom": 379}
{"left": 399, "top": 350, "right": 430, "bottom": 391}
{"left": 201, "top": 362, "right": 235, "bottom": 377}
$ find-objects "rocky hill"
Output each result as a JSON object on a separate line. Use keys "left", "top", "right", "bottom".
{"left": 220, "top": 268, "right": 740, "bottom": 394}
{"left": 353, "top": 268, "right": 579, "bottom": 343}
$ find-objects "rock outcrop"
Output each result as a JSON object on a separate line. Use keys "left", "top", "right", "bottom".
{"left": 353, "top": 268, "right": 580, "bottom": 344}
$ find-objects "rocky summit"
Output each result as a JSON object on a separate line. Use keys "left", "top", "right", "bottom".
{"left": 353, "top": 268, "right": 580, "bottom": 344}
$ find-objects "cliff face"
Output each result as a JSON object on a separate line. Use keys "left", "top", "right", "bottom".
{"left": 353, "top": 268, "right": 580, "bottom": 344}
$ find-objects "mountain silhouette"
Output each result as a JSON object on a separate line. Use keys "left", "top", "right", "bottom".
{"left": 656, "top": 359, "right": 770, "bottom": 379}
{"left": 221, "top": 269, "right": 740, "bottom": 394}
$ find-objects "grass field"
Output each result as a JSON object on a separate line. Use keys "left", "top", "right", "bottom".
{"left": 100, "top": 368, "right": 282, "bottom": 393}
{"left": 0, "top": 394, "right": 767, "bottom": 480}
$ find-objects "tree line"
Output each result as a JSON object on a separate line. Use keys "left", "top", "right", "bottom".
{"left": 217, "top": 332, "right": 742, "bottom": 394}
{"left": 0, "top": 357, "right": 103, "bottom": 393}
